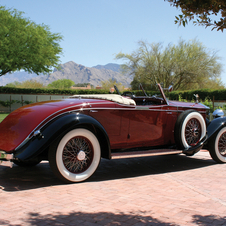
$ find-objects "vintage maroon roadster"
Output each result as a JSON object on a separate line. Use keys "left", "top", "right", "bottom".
{"left": 0, "top": 84, "right": 226, "bottom": 183}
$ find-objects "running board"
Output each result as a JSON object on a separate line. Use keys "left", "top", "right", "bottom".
{"left": 111, "top": 149, "right": 182, "bottom": 159}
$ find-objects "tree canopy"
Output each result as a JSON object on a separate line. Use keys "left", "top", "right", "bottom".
{"left": 0, "top": 6, "right": 63, "bottom": 77}
{"left": 166, "top": 0, "right": 226, "bottom": 31}
{"left": 5, "top": 80, "right": 44, "bottom": 88}
{"left": 47, "top": 79, "right": 75, "bottom": 89}
{"left": 116, "top": 39, "right": 224, "bottom": 91}
{"left": 101, "top": 79, "right": 125, "bottom": 92}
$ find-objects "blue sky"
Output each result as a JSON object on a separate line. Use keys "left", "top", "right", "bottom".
{"left": 1, "top": 0, "right": 226, "bottom": 85}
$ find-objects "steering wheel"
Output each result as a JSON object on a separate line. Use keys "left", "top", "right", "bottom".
{"left": 122, "top": 91, "right": 135, "bottom": 98}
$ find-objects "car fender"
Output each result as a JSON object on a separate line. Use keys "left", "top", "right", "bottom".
{"left": 206, "top": 117, "right": 226, "bottom": 141}
{"left": 14, "top": 113, "right": 111, "bottom": 161}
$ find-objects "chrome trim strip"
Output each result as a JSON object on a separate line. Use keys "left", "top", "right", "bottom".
{"left": 88, "top": 107, "right": 206, "bottom": 114}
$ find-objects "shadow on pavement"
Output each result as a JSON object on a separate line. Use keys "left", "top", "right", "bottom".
{"left": 192, "top": 214, "right": 226, "bottom": 225}
{"left": 0, "top": 161, "right": 61, "bottom": 192}
{"left": 0, "top": 211, "right": 177, "bottom": 226}
{"left": 90, "top": 153, "right": 215, "bottom": 182}
{"left": 0, "top": 211, "right": 225, "bottom": 225}
{"left": 0, "top": 153, "right": 215, "bottom": 192}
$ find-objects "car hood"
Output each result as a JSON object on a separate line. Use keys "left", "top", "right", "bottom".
{"left": 0, "top": 98, "right": 103, "bottom": 152}
{"left": 168, "top": 100, "right": 209, "bottom": 110}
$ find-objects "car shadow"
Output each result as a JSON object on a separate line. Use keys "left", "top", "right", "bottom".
{"left": 0, "top": 153, "right": 215, "bottom": 192}
{"left": 89, "top": 152, "right": 215, "bottom": 182}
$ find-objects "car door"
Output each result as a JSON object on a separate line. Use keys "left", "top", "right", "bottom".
{"left": 88, "top": 103, "right": 130, "bottom": 150}
{"left": 126, "top": 104, "right": 177, "bottom": 149}
{"left": 126, "top": 105, "right": 164, "bottom": 148}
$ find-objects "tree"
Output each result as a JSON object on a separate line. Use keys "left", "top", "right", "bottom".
{"left": 73, "top": 83, "right": 90, "bottom": 87}
{"left": 101, "top": 79, "right": 125, "bottom": 92}
{"left": 166, "top": 0, "right": 226, "bottom": 31}
{"left": 5, "top": 81, "right": 21, "bottom": 88}
{"left": 5, "top": 80, "right": 44, "bottom": 88}
{"left": 0, "top": 6, "right": 63, "bottom": 77}
{"left": 115, "top": 39, "right": 224, "bottom": 91}
{"left": 47, "top": 79, "right": 75, "bottom": 89}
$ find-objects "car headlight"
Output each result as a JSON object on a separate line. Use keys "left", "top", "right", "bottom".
{"left": 212, "top": 109, "right": 224, "bottom": 119}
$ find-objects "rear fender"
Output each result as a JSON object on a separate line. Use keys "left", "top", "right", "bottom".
{"left": 14, "top": 113, "right": 111, "bottom": 161}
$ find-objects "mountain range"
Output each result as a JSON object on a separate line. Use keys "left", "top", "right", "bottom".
{"left": 0, "top": 61, "right": 132, "bottom": 87}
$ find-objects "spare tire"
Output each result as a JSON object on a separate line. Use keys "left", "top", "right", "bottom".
{"left": 174, "top": 110, "right": 206, "bottom": 150}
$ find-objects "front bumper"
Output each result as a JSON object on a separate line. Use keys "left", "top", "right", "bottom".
{"left": 0, "top": 151, "right": 14, "bottom": 168}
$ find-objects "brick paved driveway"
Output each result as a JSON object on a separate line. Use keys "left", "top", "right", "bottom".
{"left": 1, "top": 151, "right": 226, "bottom": 225}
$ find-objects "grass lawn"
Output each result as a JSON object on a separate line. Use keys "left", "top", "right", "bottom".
{"left": 0, "top": 114, "right": 8, "bottom": 123}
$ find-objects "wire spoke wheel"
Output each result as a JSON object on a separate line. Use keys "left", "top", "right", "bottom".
{"left": 175, "top": 110, "right": 206, "bottom": 150}
{"left": 49, "top": 129, "right": 101, "bottom": 183}
{"left": 185, "top": 118, "right": 201, "bottom": 146}
{"left": 62, "top": 136, "right": 94, "bottom": 173}
{"left": 209, "top": 127, "right": 226, "bottom": 163}
{"left": 218, "top": 132, "right": 226, "bottom": 157}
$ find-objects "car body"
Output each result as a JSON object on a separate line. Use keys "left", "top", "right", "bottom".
{"left": 0, "top": 83, "right": 226, "bottom": 183}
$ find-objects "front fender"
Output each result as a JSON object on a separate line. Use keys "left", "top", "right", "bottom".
{"left": 206, "top": 117, "right": 226, "bottom": 142}
{"left": 14, "top": 113, "right": 111, "bottom": 160}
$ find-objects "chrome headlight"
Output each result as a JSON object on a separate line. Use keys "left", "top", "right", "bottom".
{"left": 212, "top": 109, "right": 224, "bottom": 118}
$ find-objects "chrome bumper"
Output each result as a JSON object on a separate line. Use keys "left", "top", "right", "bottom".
{"left": 0, "top": 151, "right": 14, "bottom": 168}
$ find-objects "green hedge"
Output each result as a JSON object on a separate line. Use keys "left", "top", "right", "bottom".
{"left": 0, "top": 87, "right": 109, "bottom": 95}
{"left": 130, "top": 89, "right": 226, "bottom": 101}
{"left": 1, "top": 87, "right": 226, "bottom": 101}
{"left": 168, "top": 89, "right": 226, "bottom": 101}
{"left": 133, "top": 90, "right": 160, "bottom": 96}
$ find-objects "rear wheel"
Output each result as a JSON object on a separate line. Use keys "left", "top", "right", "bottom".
{"left": 49, "top": 128, "right": 101, "bottom": 183}
{"left": 175, "top": 110, "right": 206, "bottom": 150}
{"left": 209, "top": 127, "right": 226, "bottom": 163}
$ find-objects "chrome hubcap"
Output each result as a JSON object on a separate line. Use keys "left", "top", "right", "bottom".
{"left": 77, "top": 150, "right": 86, "bottom": 161}
{"left": 193, "top": 128, "right": 199, "bottom": 137}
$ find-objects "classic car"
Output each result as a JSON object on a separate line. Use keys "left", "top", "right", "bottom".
{"left": 0, "top": 83, "right": 226, "bottom": 183}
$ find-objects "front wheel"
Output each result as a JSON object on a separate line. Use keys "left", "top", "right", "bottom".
{"left": 49, "top": 128, "right": 101, "bottom": 183}
{"left": 209, "top": 127, "right": 226, "bottom": 163}
{"left": 175, "top": 110, "right": 206, "bottom": 150}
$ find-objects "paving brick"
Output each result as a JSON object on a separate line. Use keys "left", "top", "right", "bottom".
{"left": 1, "top": 152, "right": 226, "bottom": 225}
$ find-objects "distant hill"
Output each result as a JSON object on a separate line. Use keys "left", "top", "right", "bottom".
{"left": 0, "top": 61, "right": 132, "bottom": 87}
{"left": 92, "top": 63, "right": 121, "bottom": 72}
{"left": 0, "top": 71, "right": 39, "bottom": 86}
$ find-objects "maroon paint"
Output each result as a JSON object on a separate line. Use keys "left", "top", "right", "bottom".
{"left": 0, "top": 98, "right": 207, "bottom": 153}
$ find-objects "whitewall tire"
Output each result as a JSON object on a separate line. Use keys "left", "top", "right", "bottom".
{"left": 49, "top": 128, "right": 101, "bottom": 183}
{"left": 209, "top": 127, "right": 226, "bottom": 163}
{"left": 175, "top": 110, "right": 206, "bottom": 149}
